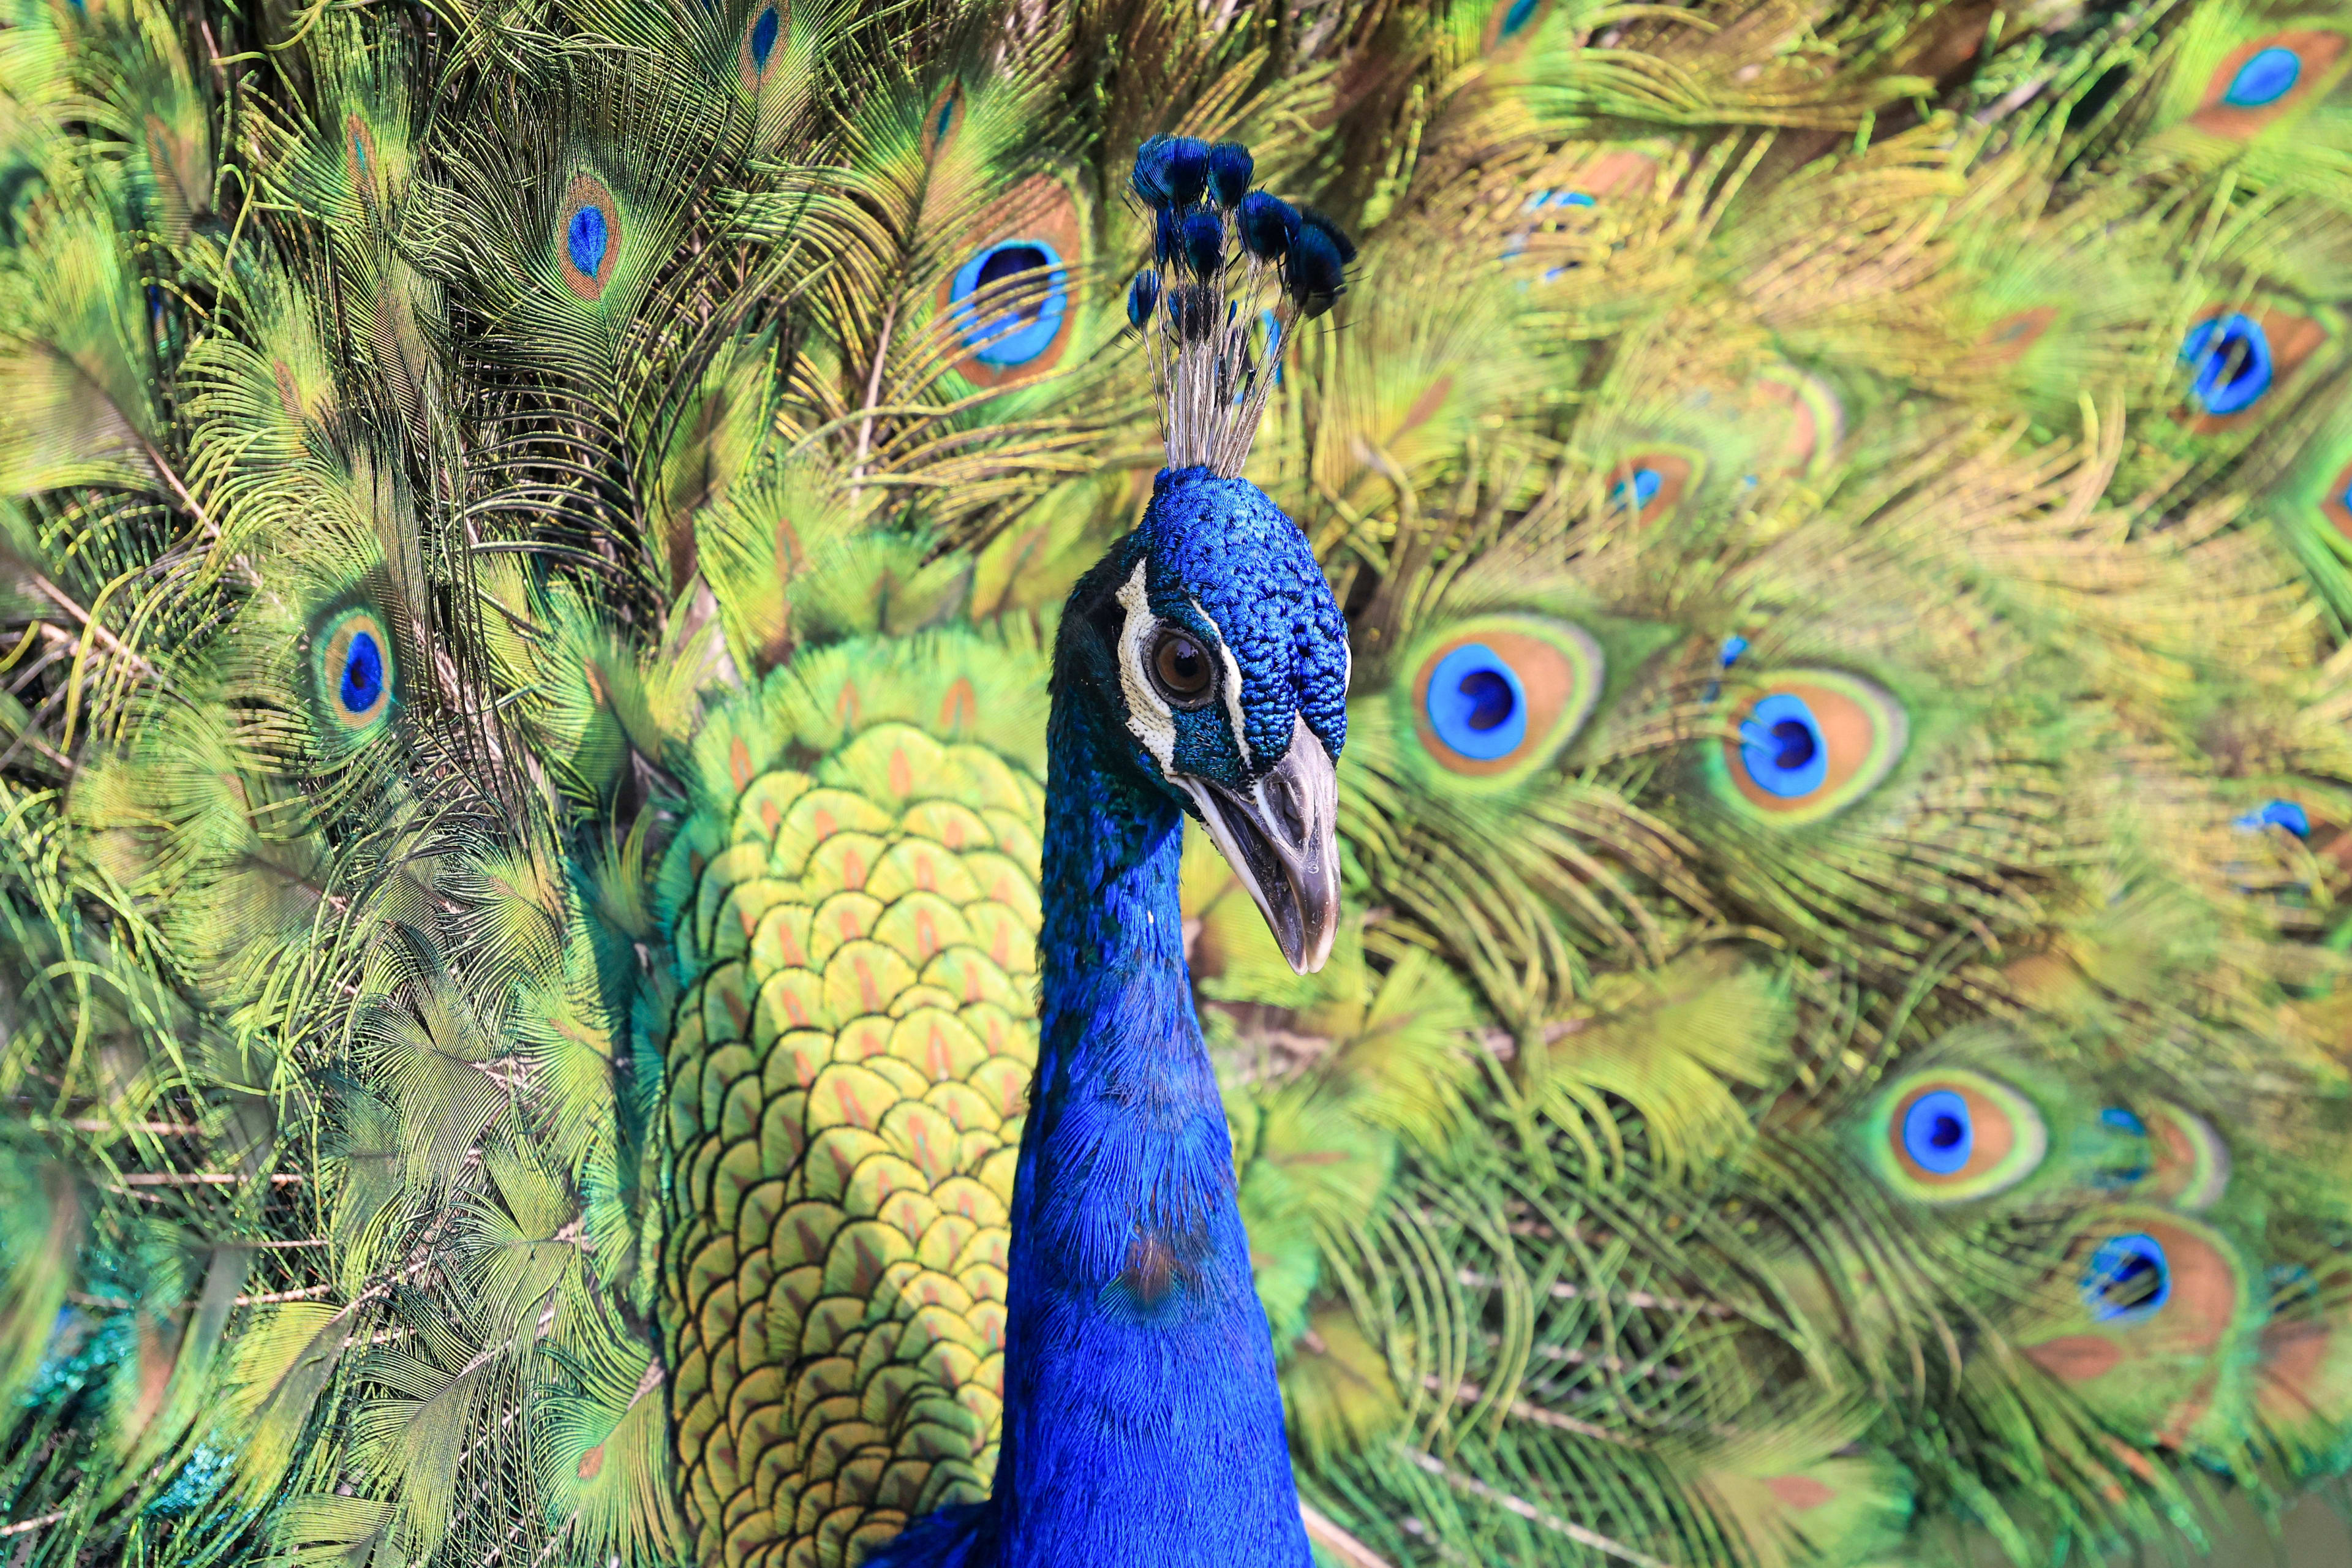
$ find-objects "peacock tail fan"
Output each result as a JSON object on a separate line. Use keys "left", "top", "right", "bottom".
{"left": 6, "top": 0, "right": 2352, "bottom": 1565}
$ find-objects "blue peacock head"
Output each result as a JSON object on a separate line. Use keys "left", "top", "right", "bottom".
{"left": 1061, "top": 132, "right": 1359, "bottom": 970}
{"left": 1059, "top": 466, "right": 1350, "bottom": 974}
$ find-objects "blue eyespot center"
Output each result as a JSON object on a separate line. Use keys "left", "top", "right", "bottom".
{"left": 977, "top": 244, "right": 1047, "bottom": 293}
{"left": 1768, "top": 718, "right": 1816, "bottom": 771}
{"left": 1738, "top": 693, "right": 1827, "bottom": 798}
{"left": 1427, "top": 644, "right": 1527, "bottom": 760}
{"left": 1458, "top": 669, "right": 1515, "bottom": 731}
{"left": 2081, "top": 1233, "right": 2171, "bottom": 1324}
{"left": 340, "top": 630, "right": 385, "bottom": 714}
{"left": 2225, "top": 46, "right": 2301, "bottom": 108}
{"left": 568, "top": 204, "right": 609, "bottom": 278}
{"left": 1496, "top": 0, "right": 1541, "bottom": 39}
{"left": 951, "top": 240, "right": 1068, "bottom": 365}
{"left": 1901, "top": 1090, "right": 1974, "bottom": 1174}
{"left": 1611, "top": 467, "right": 1663, "bottom": 510}
{"left": 2180, "top": 312, "right": 2272, "bottom": 415}
{"left": 748, "top": 5, "right": 779, "bottom": 69}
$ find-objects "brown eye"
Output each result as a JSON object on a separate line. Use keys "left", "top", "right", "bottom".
{"left": 1150, "top": 628, "right": 1215, "bottom": 707}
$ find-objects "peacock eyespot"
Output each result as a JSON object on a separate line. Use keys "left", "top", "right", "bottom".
{"left": 2225, "top": 46, "right": 2299, "bottom": 105}
{"left": 1150, "top": 627, "right": 1215, "bottom": 709}
{"left": 559, "top": 174, "right": 622, "bottom": 301}
{"left": 317, "top": 607, "right": 395, "bottom": 732}
{"left": 952, "top": 242, "right": 1067, "bottom": 365}
{"left": 740, "top": 1, "right": 787, "bottom": 91}
{"left": 1603, "top": 452, "right": 1695, "bottom": 524}
{"left": 2024, "top": 1212, "right": 2245, "bottom": 1401}
{"left": 1613, "top": 468, "right": 1662, "bottom": 511}
{"left": 2188, "top": 31, "right": 2346, "bottom": 137}
{"left": 2180, "top": 313, "right": 2271, "bottom": 416}
{"left": 2176, "top": 303, "right": 2334, "bottom": 433}
{"left": 920, "top": 85, "right": 963, "bottom": 158}
{"left": 1715, "top": 669, "right": 1906, "bottom": 825}
{"left": 1872, "top": 1069, "right": 2048, "bottom": 1202}
{"left": 1406, "top": 616, "right": 1604, "bottom": 787}
{"left": 2080, "top": 1233, "right": 2171, "bottom": 1325}
{"left": 1980, "top": 305, "right": 2059, "bottom": 364}
{"left": 1482, "top": 0, "right": 1544, "bottom": 49}
{"left": 344, "top": 114, "right": 380, "bottom": 211}
{"left": 940, "top": 175, "right": 1084, "bottom": 386}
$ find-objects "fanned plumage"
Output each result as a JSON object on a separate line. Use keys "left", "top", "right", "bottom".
{"left": 7, "top": 0, "right": 2352, "bottom": 1564}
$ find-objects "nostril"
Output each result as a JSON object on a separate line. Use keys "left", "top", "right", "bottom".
{"left": 1267, "top": 772, "right": 1307, "bottom": 844}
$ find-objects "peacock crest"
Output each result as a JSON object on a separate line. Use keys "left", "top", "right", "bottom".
{"left": 1123, "top": 134, "right": 1354, "bottom": 476}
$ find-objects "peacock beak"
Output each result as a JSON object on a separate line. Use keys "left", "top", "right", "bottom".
{"left": 1179, "top": 714, "right": 1340, "bottom": 974}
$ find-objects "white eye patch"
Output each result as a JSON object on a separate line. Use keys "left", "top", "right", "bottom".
{"left": 1115, "top": 562, "right": 1177, "bottom": 772}
{"left": 1114, "top": 560, "right": 1249, "bottom": 777}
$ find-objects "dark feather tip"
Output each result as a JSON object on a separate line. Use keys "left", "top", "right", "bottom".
{"left": 1128, "top": 268, "right": 1161, "bottom": 328}
{"left": 1131, "top": 135, "right": 1177, "bottom": 206}
{"left": 1180, "top": 209, "right": 1224, "bottom": 277}
{"left": 1155, "top": 206, "right": 1182, "bottom": 265}
{"left": 1235, "top": 192, "right": 1294, "bottom": 259}
{"left": 1207, "top": 143, "right": 1254, "bottom": 207}
{"left": 1296, "top": 209, "right": 1356, "bottom": 266}
{"left": 1165, "top": 137, "right": 1211, "bottom": 207}
{"left": 1286, "top": 221, "right": 1347, "bottom": 317}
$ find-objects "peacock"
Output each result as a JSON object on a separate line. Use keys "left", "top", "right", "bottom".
{"left": 9, "top": 0, "right": 2352, "bottom": 1564}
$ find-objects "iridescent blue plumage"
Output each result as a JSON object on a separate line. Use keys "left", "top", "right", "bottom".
{"left": 869, "top": 467, "right": 1346, "bottom": 1566}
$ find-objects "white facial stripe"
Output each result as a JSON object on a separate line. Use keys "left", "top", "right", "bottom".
{"left": 1216, "top": 634, "right": 1253, "bottom": 769}
{"left": 1115, "top": 561, "right": 1178, "bottom": 772}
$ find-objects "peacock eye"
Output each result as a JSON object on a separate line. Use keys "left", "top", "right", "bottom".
{"left": 1406, "top": 616, "right": 1604, "bottom": 789}
{"left": 2225, "top": 46, "right": 2299, "bottom": 105}
{"left": 317, "top": 606, "right": 394, "bottom": 732}
{"left": 951, "top": 241, "right": 1068, "bottom": 366}
{"left": 2188, "top": 31, "right": 2346, "bottom": 137}
{"left": 740, "top": 1, "right": 786, "bottom": 89}
{"left": 1716, "top": 669, "right": 1906, "bottom": 825}
{"left": 1150, "top": 627, "right": 1215, "bottom": 708}
{"left": 559, "top": 173, "right": 621, "bottom": 301}
{"left": 921, "top": 85, "right": 962, "bottom": 157}
{"left": 2176, "top": 303, "right": 2330, "bottom": 432}
{"left": 1604, "top": 453, "right": 1694, "bottom": 524}
{"left": 2019, "top": 1210, "right": 2247, "bottom": 1428}
{"left": 1486, "top": 0, "right": 1542, "bottom": 45}
{"left": 1869, "top": 1069, "right": 2048, "bottom": 1202}
{"left": 2079, "top": 1233, "right": 2171, "bottom": 1325}
{"left": 2180, "top": 313, "right": 2271, "bottom": 416}
{"left": 940, "top": 175, "right": 1084, "bottom": 386}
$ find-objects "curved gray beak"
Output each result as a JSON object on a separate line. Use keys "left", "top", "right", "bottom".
{"left": 1178, "top": 714, "right": 1341, "bottom": 974}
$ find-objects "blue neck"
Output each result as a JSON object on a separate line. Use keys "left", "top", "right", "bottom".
{"left": 984, "top": 697, "right": 1309, "bottom": 1566}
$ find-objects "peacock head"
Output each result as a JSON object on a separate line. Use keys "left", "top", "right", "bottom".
{"left": 1059, "top": 466, "right": 1349, "bottom": 974}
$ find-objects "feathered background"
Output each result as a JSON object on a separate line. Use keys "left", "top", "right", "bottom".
{"left": 6, "top": 0, "right": 2352, "bottom": 1564}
